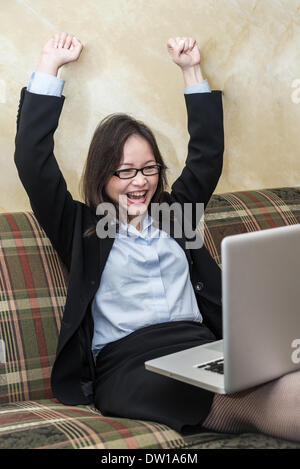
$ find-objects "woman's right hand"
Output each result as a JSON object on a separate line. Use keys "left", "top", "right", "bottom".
{"left": 167, "top": 37, "right": 201, "bottom": 70}
{"left": 37, "top": 32, "right": 83, "bottom": 75}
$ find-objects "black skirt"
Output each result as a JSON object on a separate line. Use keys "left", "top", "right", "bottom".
{"left": 94, "top": 320, "right": 217, "bottom": 434}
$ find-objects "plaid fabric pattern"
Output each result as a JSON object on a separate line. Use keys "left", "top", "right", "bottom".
{"left": 0, "top": 399, "right": 298, "bottom": 449}
{"left": 202, "top": 187, "right": 300, "bottom": 267}
{"left": 0, "top": 212, "right": 69, "bottom": 403}
{"left": 0, "top": 399, "right": 186, "bottom": 449}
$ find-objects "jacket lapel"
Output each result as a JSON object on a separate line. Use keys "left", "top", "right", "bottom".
{"left": 86, "top": 223, "right": 115, "bottom": 290}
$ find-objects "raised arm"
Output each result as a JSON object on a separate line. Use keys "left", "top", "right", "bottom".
{"left": 14, "top": 33, "right": 84, "bottom": 270}
{"left": 166, "top": 37, "right": 224, "bottom": 232}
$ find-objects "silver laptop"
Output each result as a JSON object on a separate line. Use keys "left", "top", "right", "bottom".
{"left": 145, "top": 224, "right": 300, "bottom": 394}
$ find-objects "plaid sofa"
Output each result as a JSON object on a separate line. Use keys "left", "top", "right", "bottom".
{"left": 0, "top": 186, "right": 300, "bottom": 450}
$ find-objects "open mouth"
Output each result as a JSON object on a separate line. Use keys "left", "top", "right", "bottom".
{"left": 126, "top": 190, "right": 148, "bottom": 204}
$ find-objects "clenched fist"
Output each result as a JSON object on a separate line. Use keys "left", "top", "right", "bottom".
{"left": 38, "top": 32, "right": 83, "bottom": 75}
{"left": 167, "top": 37, "right": 201, "bottom": 69}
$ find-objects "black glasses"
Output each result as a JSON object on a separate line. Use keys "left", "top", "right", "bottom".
{"left": 113, "top": 164, "right": 161, "bottom": 179}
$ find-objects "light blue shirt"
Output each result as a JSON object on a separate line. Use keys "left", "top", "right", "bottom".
{"left": 91, "top": 213, "right": 203, "bottom": 359}
{"left": 27, "top": 71, "right": 210, "bottom": 360}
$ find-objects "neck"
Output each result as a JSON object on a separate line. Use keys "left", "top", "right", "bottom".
{"left": 130, "top": 209, "right": 149, "bottom": 231}
{"left": 128, "top": 214, "right": 144, "bottom": 232}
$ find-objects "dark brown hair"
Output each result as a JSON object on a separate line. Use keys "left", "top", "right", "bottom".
{"left": 79, "top": 113, "right": 169, "bottom": 237}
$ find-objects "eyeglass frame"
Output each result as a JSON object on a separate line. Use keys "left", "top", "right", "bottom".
{"left": 113, "top": 163, "right": 162, "bottom": 179}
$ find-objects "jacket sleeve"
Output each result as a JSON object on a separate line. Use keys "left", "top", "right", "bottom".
{"left": 14, "top": 87, "right": 77, "bottom": 270}
{"left": 170, "top": 91, "right": 224, "bottom": 232}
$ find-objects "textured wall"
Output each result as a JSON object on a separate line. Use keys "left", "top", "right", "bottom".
{"left": 1, "top": 0, "right": 300, "bottom": 213}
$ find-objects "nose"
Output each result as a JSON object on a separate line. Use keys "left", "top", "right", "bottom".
{"left": 132, "top": 170, "right": 148, "bottom": 185}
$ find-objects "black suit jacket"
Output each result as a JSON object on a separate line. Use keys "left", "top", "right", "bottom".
{"left": 14, "top": 87, "right": 224, "bottom": 405}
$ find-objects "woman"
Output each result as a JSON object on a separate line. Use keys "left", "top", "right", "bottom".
{"left": 14, "top": 32, "right": 300, "bottom": 441}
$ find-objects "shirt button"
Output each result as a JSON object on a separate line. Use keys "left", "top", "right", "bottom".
{"left": 195, "top": 281, "right": 204, "bottom": 292}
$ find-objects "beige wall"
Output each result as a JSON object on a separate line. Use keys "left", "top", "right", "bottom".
{"left": 1, "top": 0, "right": 300, "bottom": 213}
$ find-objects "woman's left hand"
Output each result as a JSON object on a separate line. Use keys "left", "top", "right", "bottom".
{"left": 167, "top": 37, "right": 201, "bottom": 69}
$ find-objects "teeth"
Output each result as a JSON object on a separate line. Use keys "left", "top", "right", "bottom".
{"left": 127, "top": 191, "right": 147, "bottom": 196}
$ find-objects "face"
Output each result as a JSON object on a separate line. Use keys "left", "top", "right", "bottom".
{"left": 105, "top": 134, "right": 159, "bottom": 224}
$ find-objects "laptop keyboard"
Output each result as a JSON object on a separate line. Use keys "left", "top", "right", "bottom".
{"left": 197, "top": 358, "right": 224, "bottom": 375}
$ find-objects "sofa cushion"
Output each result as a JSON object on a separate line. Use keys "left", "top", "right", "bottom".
{"left": 1, "top": 186, "right": 299, "bottom": 406}
{"left": 0, "top": 398, "right": 186, "bottom": 449}
{"left": 0, "top": 212, "right": 69, "bottom": 403}
{"left": 0, "top": 399, "right": 298, "bottom": 449}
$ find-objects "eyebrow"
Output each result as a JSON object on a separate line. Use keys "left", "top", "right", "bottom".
{"left": 120, "top": 159, "right": 156, "bottom": 167}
